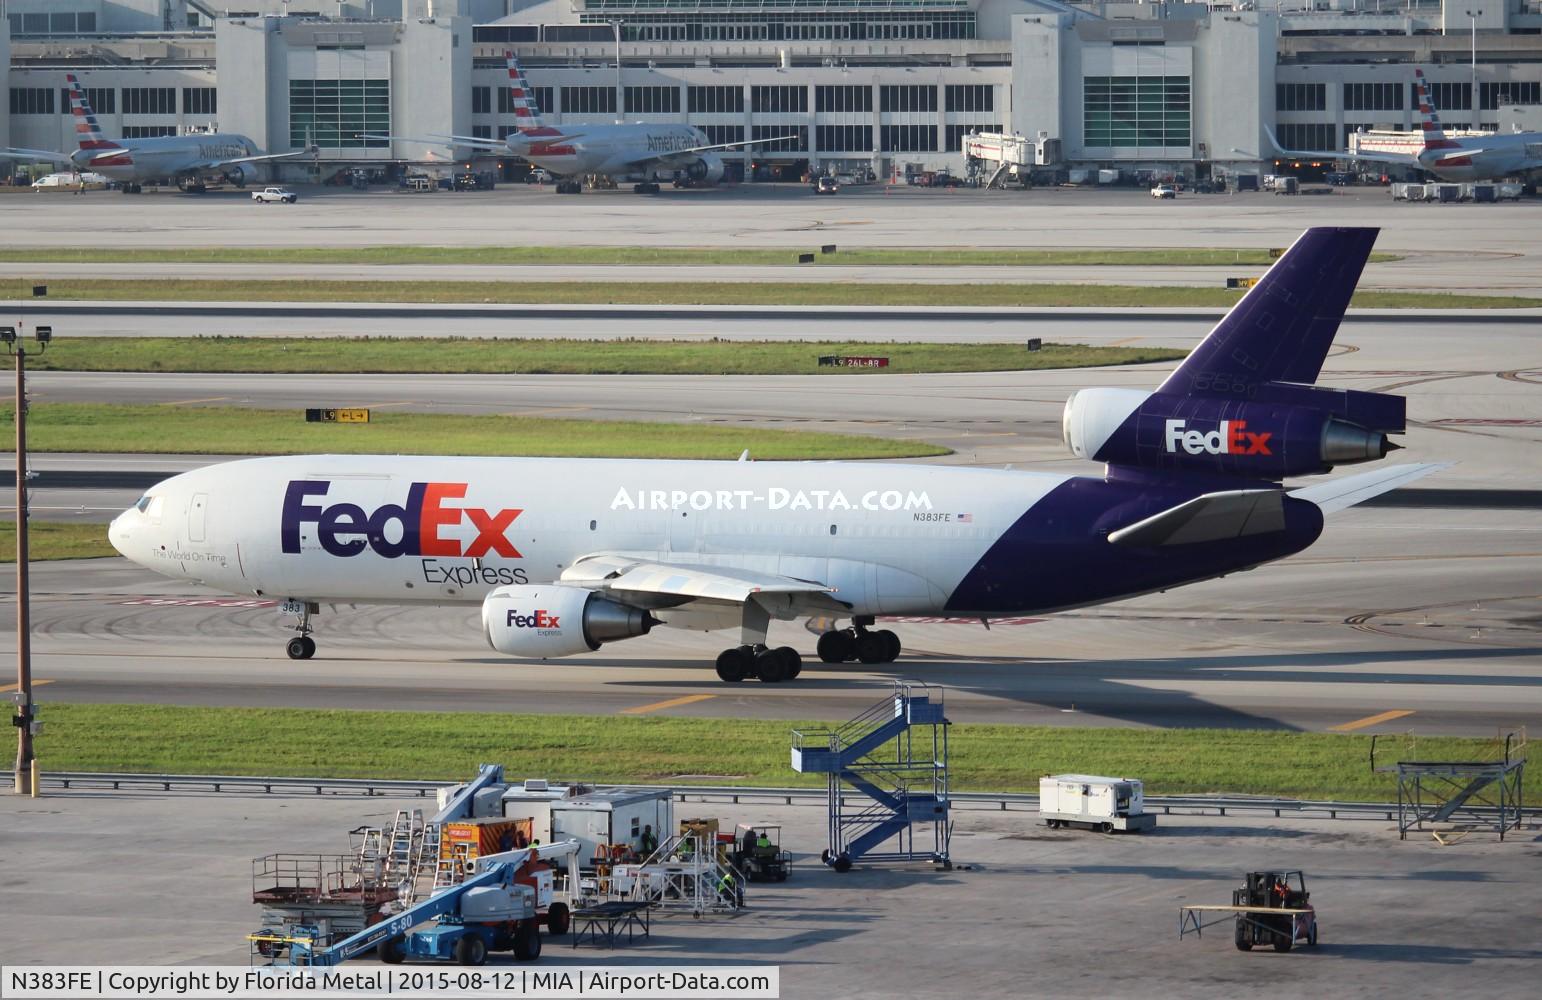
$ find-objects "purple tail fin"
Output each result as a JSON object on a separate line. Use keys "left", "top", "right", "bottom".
{"left": 1158, "top": 227, "right": 1378, "bottom": 397}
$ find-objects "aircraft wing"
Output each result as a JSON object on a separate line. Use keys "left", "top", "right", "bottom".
{"left": 561, "top": 554, "right": 849, "bottom": 613}
{"left": 1262, "top": 125, "right": 1413, "bottom": 166}
{"left": 1107, "top": 490, "right": 1285, "bottom": 547}
{"left": 1288, "top": 462, "right": 1451, "bottom": 514}
{"left": 1430, "top": 149, "right": 1490, "bottom": 165}
{"left": 622, "top": 134, "right": 801, "bottom": 168}
{"left": 1, "top": 147, "right": 74, "bottom": 164}
{"left": 203, "top": 148, "right": 318, "bottom": 169}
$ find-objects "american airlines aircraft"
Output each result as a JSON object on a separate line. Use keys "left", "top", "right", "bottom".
{"left": 1268, "top": 68, "right": 1542, "bottom": 182}
{"left": 1, "top": 73, "right": 311, "bottom": 193}
{"left": 108, "top": 228, "right": 1440, "bottom": 683}
{"left": 391, "top": 54, "right": 794, "bottom": 194}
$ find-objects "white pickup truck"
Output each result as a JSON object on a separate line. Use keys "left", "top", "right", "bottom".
{"left": 251, "top": 187, "right": 298, "bottom": 204}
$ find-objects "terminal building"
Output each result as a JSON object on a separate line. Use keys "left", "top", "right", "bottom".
{"left": 3, "top": 0, "right": 1541, "bottom": 183}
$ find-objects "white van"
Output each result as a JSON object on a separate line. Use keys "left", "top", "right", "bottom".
{"left": 32, "top": 172, "right": 108, "bottom": 189}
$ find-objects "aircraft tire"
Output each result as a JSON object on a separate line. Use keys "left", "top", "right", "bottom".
{"left": 286, "top": 637, "right": 309, "bottom": 660}
{"left": 876, "top": 629, "right": 901, "bottom": 662}
{"left": 817, "top": 630, "right": 854, "bottom": 663}
{"left": 776, "top": 646, "right": 803, "bottom": 679}
{"left": 715, "top": 647, "right": 750, "bottom": 682}
{"left": 755, "top": 648, "right": 790, "bottom": 683}
{"left": 855, "top": 632, "right": 889, "bottom": 665}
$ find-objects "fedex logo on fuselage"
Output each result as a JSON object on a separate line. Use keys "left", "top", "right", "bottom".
{"left": 1164, "top": 419, "right": 1273, "bottom": 456}
{"left": 281, "top": 480, "right": 522, "bottom": 558}
{"left": 507, "top": 610, "right": 560, "bottom": 629}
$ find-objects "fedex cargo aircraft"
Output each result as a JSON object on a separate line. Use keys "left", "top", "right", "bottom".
{"left": 108, "top": 228, "right": 1440, "bottom": 683}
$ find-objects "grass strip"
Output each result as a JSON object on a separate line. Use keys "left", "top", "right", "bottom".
{"left": 33, "top": 703, "right": 1537, "bottom": 803}
{"left": 0, "top": 521, "right": 115, "bottom": 562}
{"left": 0, "top": 246, "right": 1404, "bottom": 267}
{"left": 3, "top": 403, "right": 948, "bottom": 460}
{"left": 26, "top": 337, "right": 1185, "bottom": 376}
{"left": 3, "top": 278, "right": 1533, "bottom": 310}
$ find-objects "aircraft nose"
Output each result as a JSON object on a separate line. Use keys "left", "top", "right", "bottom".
{"left": 108, "top": 510, "right": 139, "bottom": 561}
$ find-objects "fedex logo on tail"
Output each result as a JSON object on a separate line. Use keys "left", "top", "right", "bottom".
{"left": 1164, "top": 419, "right": 1273, "bottom": 456}
{"left": 281, "top": 481, "right": 522, "bottom": 558}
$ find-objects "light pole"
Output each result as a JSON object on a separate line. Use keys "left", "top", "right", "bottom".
{"left": 608, "top": 19, "right": 624, "bottom": 122}
{"left": 5, "top": 283, "right": 50, "bottom": 796}
{"left": 1465, "top": 10, "right": 1479, "bottom": 126}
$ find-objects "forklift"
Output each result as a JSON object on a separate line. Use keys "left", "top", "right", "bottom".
{"left": 731, "top": 824, "right": 790, "bottom": 883}
{"left": 1232, "top": 870, "right": 1318, "bottom": 952}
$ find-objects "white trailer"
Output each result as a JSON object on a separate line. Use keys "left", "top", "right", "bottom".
{"left": 505, "top": 790, "right": 673, "bottom": 868}
{"left": 1039, "top": 774, "right": 1155, "bottom": 832}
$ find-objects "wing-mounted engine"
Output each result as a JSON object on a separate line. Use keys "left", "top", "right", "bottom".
{"left": 681, "top": 152, "right": 724, "bottom": 185}
{"left": 1063, "top": 383, "right": 1404, "bottom": 479}
{"left": 481, "top": 585, "right": 657, "bottom": 658}
{"left": 222, "top": 161, "right": 260, "bottom": 188}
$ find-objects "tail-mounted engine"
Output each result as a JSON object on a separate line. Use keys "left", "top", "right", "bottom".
{"left": 1063, "top": 383, "right": 1404, "bottom": 479}
{"left": 481, "top": 585, "right": 656, "bottom": 658}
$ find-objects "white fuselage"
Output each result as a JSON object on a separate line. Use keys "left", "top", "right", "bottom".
{"left": 517, "top": 124, "right": 711, "bottom": 180}
{"left": 1358, "top": 132, "right": 1542, "bottom": 181}
{"left": 108, "top": 455, "right": 1070, "bottom": 616}
{"left": 75, "top": 133, "right": 260, "bottom": 184}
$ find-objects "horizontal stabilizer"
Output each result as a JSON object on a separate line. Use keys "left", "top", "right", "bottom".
{"left": 1108, "top": 489, "right": 1285, "bottom": 547}
{"left": 1288, "top": 462, "right": 1451, "bottom": 514}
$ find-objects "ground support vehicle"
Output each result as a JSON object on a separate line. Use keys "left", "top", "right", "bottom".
{"left": 1178, "top": 870, "right": 1318, "bottom": 952}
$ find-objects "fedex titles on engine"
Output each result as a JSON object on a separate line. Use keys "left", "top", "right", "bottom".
{"left": 1164, "top": 419, "right": 1273, "bottom": 457}
{"left": 281, "top": 481, "right": 531, "bottom": 586}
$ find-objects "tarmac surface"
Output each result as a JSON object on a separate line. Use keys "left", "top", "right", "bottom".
{"left": 2, "top": 789, "right": 1538, "bottom": 998}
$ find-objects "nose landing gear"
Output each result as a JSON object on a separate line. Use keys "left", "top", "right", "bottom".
{"left": 282, "top": 600, "right": 319, "bottom": 660}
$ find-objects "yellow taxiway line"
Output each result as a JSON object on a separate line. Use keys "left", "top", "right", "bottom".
{"left": 620, "top": 693, "right": 717, "bottom": 716}
{"left": 1330, "top": 709, "right": 1414, "bottom": 732}
{"left": 0, "top": 679, "right": 53, "bottom": 694}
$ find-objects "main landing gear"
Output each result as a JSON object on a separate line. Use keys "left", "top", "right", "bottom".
{"left": 816, "top": 616, "right": 901, "bottom": 665}
{"left": 714, "top": 645, "right": 802, "bottom": 683}
{"left": 632, "top": 182, "right": 661, "bottom": 194}
{"left": 283, "top": 599, "right": 319, "bottom": 660}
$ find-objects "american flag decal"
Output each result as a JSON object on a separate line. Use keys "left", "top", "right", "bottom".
{"left": 957, "top": 513, "right": 974, "bottom": 523}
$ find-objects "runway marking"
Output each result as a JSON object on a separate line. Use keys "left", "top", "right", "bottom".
{"left": 1330, "top": 709, "right": 1414, "bottom": 732}
{"left": 620, "top": 693, "right": 716, "bottom": 715}
{"left": 162, "top": 396, "right": 229, "bottom": 406}
{"left": 1106, "top": 337, "right": 1141, "bottom": 347}
{"left": 0, "top": 679, "right": 52, "bottom": 694}
{"left": 511, "top": 405, "right": 592, "bottom": 418}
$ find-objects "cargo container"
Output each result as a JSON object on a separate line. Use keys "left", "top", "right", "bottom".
{"left": 1039, "top": 774, "right": 1155, "bottom": 832}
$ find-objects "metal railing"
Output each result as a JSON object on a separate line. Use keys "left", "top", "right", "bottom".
{"left": 39, "top": 770, "right": 1534, "bottom": 825}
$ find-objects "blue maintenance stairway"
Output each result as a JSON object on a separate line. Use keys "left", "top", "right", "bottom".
{"left": 792, "top": 680, "right": 950, "bottom": 870}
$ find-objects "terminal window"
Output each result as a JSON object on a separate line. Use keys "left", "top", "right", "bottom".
{"left": 1275, "top": 83, "right": 1324, "bottom": 112}
{"left": 1481, "top": 81, "right": 1541, "bottom": 110}
{"left": 945, "top": 85, "right": 993, "bottom": 114}
{"left": 881, "top": 124, "right": 938, "bottom": 152}
{"left": 472, "top": 86, "right": 491, "bottom": 115}
{"left": 816, "top": 86, "right": 873, "bottom": 114}
{"left": 1423, "top": 82, "right": 1471, "bottom": 112}
{"left": 753, "top": 86, "right": 808, "bottom": 114}
{"left": 1278, "top": 123, "right": 1336, "bottom": 150}
{"left": 472, "top": 124, "right": 493, "bottom": 140}
{"left": 945, "top": 123, "right": 1000, "bottom": 151}
{"left": 8, "top": 88, "right": 55, "bottom": 116}
{"left": 59, "top": 87, "right": 115, "bottom": 114}
{"left": 626, "top": 86, "right": 682, "bottom": 115}
{"left": 817, "top": 124, "right": 874, "bottom": 152}
{"left": 122, "top": 125, "right": 178, "bottom": 139}
{"left": 1083, "top": 75, "right": 1191, "bottom": 150}
{"left": 881, "top": 86, "right": 938, "bottom": 113}
{"left": 183, "top": 88, "right": 217, "bottom": 116}
{"left": 689, "top": 86, "right": 744, "bottom": 114}
{"left": 123, "top": 87, "right": 176, "bottom": 116}
{"left": 561, "top": 86, "right": 616, "bottom": 115}
{"left": 289, "top": 79, "right": 390, "bottom": 149}
{"left": 752, "top": 124, "right": 807, "bottom": 152}
{"left": 695, "top": 124, "right": 744, "bottom": 146}
{"left": 1343, "top": 83, "right": 1402, "bottom": 112}
{"left": 500, "top": 85, "right": 551, "bottom": 115}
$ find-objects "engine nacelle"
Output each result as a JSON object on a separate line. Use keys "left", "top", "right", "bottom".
{"left": 683, "top": 153, "right": 725, "bottom": 185}
{"left": 481, "top": 585, "right": 655, "bottom": 658}
{"left": 222, "top": 162, "right": 259, "bottom": 188}
{"left": 1063, "top": 387, "right": 1399, "bottom": 479}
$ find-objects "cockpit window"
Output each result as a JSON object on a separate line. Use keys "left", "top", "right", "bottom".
{"left": 134, "top": 495, "right": 163, "bottom": 518}
{"left": 135, "top": 495, "right": 152, "bottom": 513}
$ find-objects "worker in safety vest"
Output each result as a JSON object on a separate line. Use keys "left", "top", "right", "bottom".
{"left": 717, "top": 870, "right": 742, "bottom": 907}
{"left": 640, "top": 824, "right": 658, "bottom": 855}
{"left": 755, "top": 832, "right": 772, "bottom": 853}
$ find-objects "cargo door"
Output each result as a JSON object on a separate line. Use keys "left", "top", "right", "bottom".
{"left": 188, "top": 493, "right": 208, "bottom": 543}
